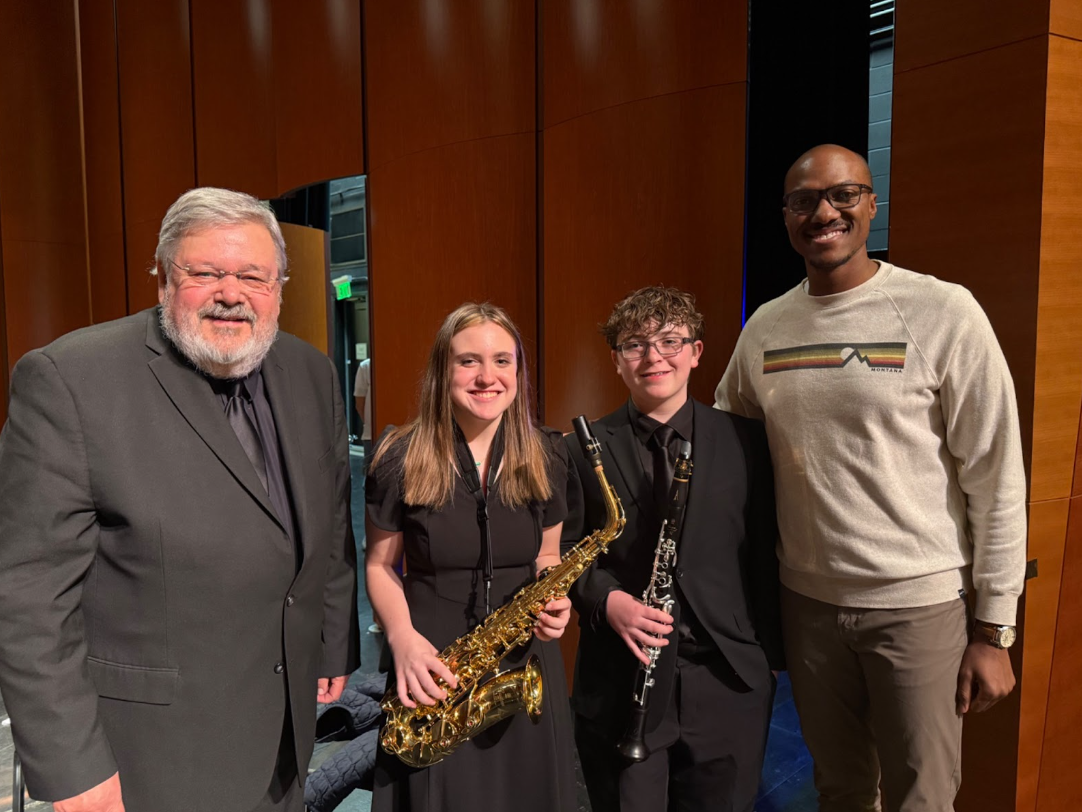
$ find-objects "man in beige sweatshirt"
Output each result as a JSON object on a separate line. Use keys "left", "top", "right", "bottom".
{"left": 715, "top": 144, "right": 1026, "bottom": 812}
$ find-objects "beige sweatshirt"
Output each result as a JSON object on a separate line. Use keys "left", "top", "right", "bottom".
{"left": 715, "top": 263, "right": 1026, "bottom": 625}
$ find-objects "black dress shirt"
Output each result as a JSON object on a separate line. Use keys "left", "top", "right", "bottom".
{"left": 626, "top": 398, "right": 716, "bottom": 659}
{"left": 211, "top": 369, "right": 300, "bottom": 568}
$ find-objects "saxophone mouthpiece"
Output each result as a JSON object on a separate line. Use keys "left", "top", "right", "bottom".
{"left": 572, "top": 415, "right": 602, "bottom": 467}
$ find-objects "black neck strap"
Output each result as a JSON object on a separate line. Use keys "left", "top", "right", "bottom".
{"left": 453, "top": 420, "right": 505, "bottom": 615}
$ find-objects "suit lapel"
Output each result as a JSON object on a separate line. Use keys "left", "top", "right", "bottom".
{"left": 145, "top": 312, "right": 282, "bottom": 529}
{"left": 685, "top": 400, "right": 717, "bottom": 533}
{"left": 599, "top": 407, "right": 651, "bottom": 519}
{"left": 261, "top": 347, "right": 310, "bottom": 554}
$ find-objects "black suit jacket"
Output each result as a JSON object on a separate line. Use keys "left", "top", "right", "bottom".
{"left": 563, "top": 399, "right": 782, "bottom": 744}
{"left": 0, "top": 309, "right": 360, "bottom": 811}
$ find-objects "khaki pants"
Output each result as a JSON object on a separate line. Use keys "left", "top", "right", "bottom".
{"left": 781, "top": 587, "right": 968, "bottom": 812}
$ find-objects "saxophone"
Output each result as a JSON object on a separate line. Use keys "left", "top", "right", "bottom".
{"left": 380, "top": 415, "right": 625, "bottom": 767}
{"left": 616, "top": 439, "right": 692, "bottom": 763}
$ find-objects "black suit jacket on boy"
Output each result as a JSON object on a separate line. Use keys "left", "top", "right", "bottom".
{"left": 563, "top": 399, "right": 783, "bottom": 745}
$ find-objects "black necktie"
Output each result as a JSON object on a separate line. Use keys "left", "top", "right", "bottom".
{"left": 224, "top": 380, "right": 269, "bottom": 493}
{"left": 651, "top": 424, "right": 677, "bottom": 512}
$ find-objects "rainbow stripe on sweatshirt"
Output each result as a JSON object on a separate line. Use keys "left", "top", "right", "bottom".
{"left": 763, "top": 342, "right": 907, "bottom": 374}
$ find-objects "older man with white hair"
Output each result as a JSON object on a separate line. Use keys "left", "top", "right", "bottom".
{"left": 0, "top": 187, "right": 359, "bottom": 812}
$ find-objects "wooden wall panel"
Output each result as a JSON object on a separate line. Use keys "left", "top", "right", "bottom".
{"left": 894, "top": 1, "right": 1049, "bottom": 73}
{"left": 1034, "top": 34, "right": 1082, "bottom": 502}
{"left": 890, "top": 37, "right": 1049, "bottom": 479}
{"left": 116, "top": 0, "right": 197, "bottom": 312}
{"left": 273, "top": 0, "right": 365, "bottom": 195}
{"left": 542, "top": 0, "right": 746, "bottom": 127}
{"left": 0, "top": 0, "right": 91, "bottom": 363}
{"left": 541, "top": 2, "right": 747, "bottom": 433}
{"left": 1036, "top": 494, "right": 1082, "bottom": 811}
{"left": 187, "top": 1, "right": 366, "bottom": 199}
{"left": 367, "top": 135, "right": 538, "bottom": 431}
{"left": 1050, "top": 0, "right": 1082, "bottom": 40}
{"left": 542, "top": 84, "right": 747, "bottom": 430}
{"left": 1018, "top": 499, "right": 1070, "bottom": 812}
{"left": 79, "top": 0, "right": 129, "bottom": 325}
{"left": 278, "top": 223, "right": 331, "bottom": 355}
{"left": 365, "top": 1, "right": 539, "bottom": 436}
{"left": 364, "top": 0, "right": 535, "bottom": 169}
{"left": 1075, "top": 402, "right": 1082, "bottom": 498}
{"left": 190, "top": 0, "right": 278, "bottom": 200}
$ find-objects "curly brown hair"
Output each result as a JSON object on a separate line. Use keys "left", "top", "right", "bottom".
{"left": 599, "top": 286, "right": 705, "bottom": 349}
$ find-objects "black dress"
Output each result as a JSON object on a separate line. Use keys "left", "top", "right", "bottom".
{"left": 365, "top": 426, "right": 578, "bottom": 812}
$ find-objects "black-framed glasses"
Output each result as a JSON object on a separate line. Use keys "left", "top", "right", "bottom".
{"left": 616, "top": 336, "right": 694, "bottom": 360}
{"left": 168, "top": 259, "right": 282, "bottom": 294}
{"left": 782, "top": 184, "right": 874, "bottom": 215}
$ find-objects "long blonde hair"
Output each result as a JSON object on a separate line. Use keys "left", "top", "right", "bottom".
{"left": 371, "top": 303, "right": 553, "bottom": 509}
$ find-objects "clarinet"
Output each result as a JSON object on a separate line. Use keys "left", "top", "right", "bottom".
{"left": 616, "top": 439, "right": 693, "bottom": 763}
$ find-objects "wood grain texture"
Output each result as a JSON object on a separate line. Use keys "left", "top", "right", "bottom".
{"left": 273, "top": 0, "right": 364, "bottom": 195}
{"left": 541, "top": 0, "right": 746, "bottom": 128}
{"left": 1033, "top": 35, "right": 1082, "bottom": 502}
{"left": 890, "top": 37, "right": 1050, "bottom": 483}
{"left": 278, "top": 223, "right": 331, "bottom": 355}
{"left": 0, "top": 0, "right": 91, "bottom": 364}
{"left": 367, "top": 133, "right": 538, "bottom": 435}
{"left": 1075, "top": 403, "right": 1082, "bottom": 498}
{"left": 1017, "top": 498, "right": 1069, "bottom": 812}
{"left": 79, "top": 0, "right": 129, "bottom": 324}
{"left": 364, "top": 0, "right": 536, "bottom": 170}
{"left": 0, "top": 2, "right": 87, "bottom": 243}
{"left": 1, "top": 240, "right": 93, "bottom": 364}
{"left": 894, "top": 0, "right": 1049, "bottom": 73}
{"left": 116, "top": 0, "right": 196, "bottom": 312}
{"left": 1035, "top": 494, "right": 1082, "bottom": 811}
{"left": 542, "top": 84, "right": 746, "bottom": 430}
{"left": 1050, "top": 0, "right": 1082, "bottom": 41}
{"left": 191, "top": 0, "right": 365, "bottom": 198}
{"left": 189, "top": 0, "right": 278, "bottom": 199}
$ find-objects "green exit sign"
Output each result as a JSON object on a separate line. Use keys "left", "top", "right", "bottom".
{"left": 332, "top": 276, "right": 352, "bottom": 300}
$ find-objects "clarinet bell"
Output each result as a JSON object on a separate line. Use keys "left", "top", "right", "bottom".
{"left": 616, "top": 738, "right": 650, "bottom": 763}
{"left": 616, "top": 705, "right": 651, "bottom": 763}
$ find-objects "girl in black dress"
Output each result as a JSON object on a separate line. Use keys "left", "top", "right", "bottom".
{"left": 365, "top": 302, "right": 578, "bottom": 811}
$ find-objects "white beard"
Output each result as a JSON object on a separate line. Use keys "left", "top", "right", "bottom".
{"left": 159, "top": 287, "right": 278, "bottom": 379}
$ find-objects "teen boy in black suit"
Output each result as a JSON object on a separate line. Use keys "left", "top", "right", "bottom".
{"left": 563, "top": 286, "right": 782, "bottom": 812}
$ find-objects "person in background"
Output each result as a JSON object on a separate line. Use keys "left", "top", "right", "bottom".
{"left": 354, "top": 355, "right": 385, "bottom": 633}
{"left": 354, "top": 356, "right": 373, "bottom": 461}
{"left": 364, "top": 302, "right": 578, "bottom": 811}
{"left": 716, "top": 144, "right": 1027, "bottom": 812}
{"left": 564, "top": 286, "right": 783, "bottom": 812}
{"left": 0, "top": 187, "right": 359, "bottom": 812}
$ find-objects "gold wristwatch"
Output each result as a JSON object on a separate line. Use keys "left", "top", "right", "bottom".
{"left": 974, "top": 621, "right": 1017, "bottom": 649}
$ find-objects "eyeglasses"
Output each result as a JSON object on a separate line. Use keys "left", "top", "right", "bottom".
{"left": 782, "top": 184, "right": 874, "bottom": 215}
{"left": 615, "top": 336, "right": 694, "bottom": 360}
{"left": 168, "top": 259, "right": 281, "bottom": 294}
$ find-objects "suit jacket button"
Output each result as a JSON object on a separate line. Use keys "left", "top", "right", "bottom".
{"left": 274, "top": 662, "right": 285, "bottom": 674}
{"left": 676, "top": 568, "right": 684, "bottom": 578}
{"left": 286, "top": 595, "right": 295, "bottom": 607}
